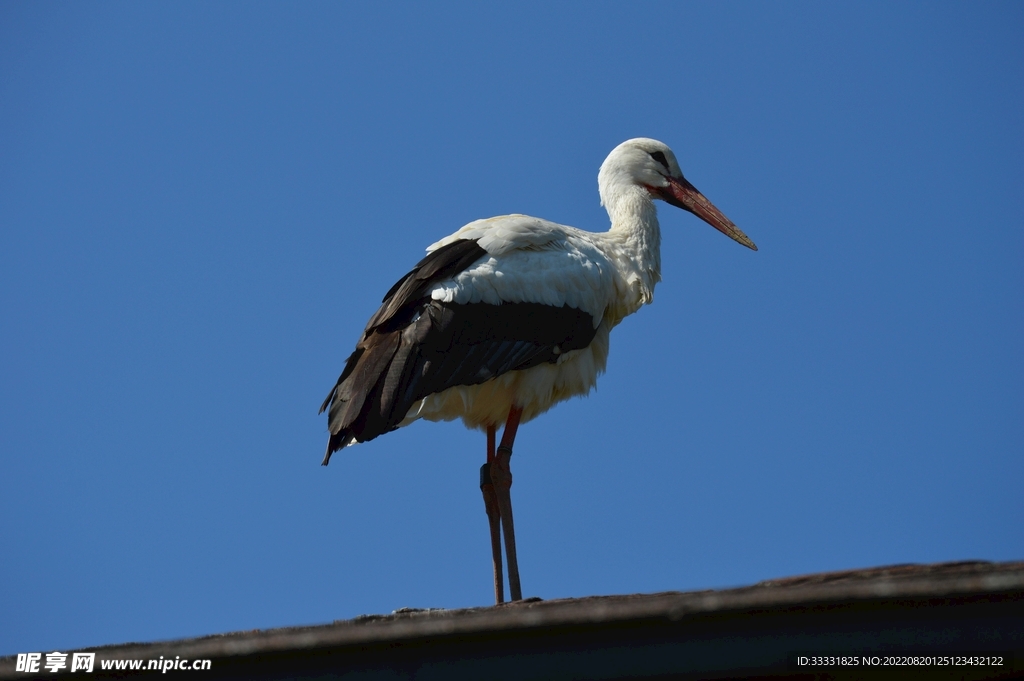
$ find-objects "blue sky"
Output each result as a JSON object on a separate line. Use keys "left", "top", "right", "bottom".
{"left": 1, "top": 1, "right": 1021, "bottom": 656}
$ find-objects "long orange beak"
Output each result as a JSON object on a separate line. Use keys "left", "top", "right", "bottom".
{"left": 659, "top": 176, "right": 757, "bottom": 251}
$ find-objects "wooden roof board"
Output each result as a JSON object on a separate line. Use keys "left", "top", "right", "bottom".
{"left": 3, "top": 560, "right": 1022, "bottom": 679}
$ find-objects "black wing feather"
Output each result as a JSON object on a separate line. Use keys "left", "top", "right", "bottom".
{"left": 321, "top": 239, "right": 598, "bottom": 464}
{"left": 367, "top": 239, "right": 488, "bottom": 332}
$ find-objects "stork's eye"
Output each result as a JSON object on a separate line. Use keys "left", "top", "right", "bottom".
{"left": 649, "top": 151, "right": 670, "bottom": 171}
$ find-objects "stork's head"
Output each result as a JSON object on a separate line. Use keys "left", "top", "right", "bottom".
{"left": 598, "top": 138, "right": 757, "bottom": 251}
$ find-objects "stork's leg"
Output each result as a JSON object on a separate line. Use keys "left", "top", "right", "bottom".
{"left": 492, "top": 405, "right": 524, "bottom": 602}
{"left": 479, "top": 425, "right": 504, "bottom": 604}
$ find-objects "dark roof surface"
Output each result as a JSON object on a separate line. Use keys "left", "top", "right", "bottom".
{"left": 3, "top": 560, "right": 1023, "bottom": 679}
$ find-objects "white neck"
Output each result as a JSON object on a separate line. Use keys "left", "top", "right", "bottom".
{"left": 602, "top": 183, "right": 662, "bottom": 312}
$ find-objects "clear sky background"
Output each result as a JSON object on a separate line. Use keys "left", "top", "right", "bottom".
{"left": 2, "top": 1, "right": 1021, "bottom": 656}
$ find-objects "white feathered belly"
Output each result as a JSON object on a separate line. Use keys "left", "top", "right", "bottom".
{"left": 401, "top": 322, "right": 611, "bottom": 430}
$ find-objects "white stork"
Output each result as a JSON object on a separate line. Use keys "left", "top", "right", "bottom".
{"left": 321, "top": 138, "right": 756, "bottom": 604}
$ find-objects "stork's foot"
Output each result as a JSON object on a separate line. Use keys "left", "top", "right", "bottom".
{"left": 479, "top": 463, "right": 504, "bottom": 604}
{"left": 492, "top": 445, "right": 523, "bottom": 602}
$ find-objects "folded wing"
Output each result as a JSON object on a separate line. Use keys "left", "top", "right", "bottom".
{"left": 321, "top": 238, "right": 598, "bottom": 463}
